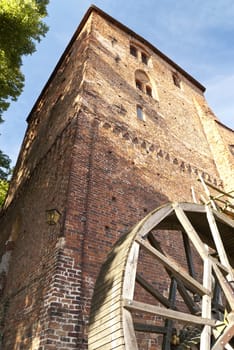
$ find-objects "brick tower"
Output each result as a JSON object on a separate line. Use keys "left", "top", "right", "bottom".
{"left": 0, "top": 6, "right": 233, "bottom": 350}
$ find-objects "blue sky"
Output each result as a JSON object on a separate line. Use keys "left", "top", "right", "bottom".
{"left": 1, "top": 0, "right": 234, "bottom": 165}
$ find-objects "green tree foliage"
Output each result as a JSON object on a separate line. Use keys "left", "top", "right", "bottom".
{"left": 0, "top": 149, "right": 11, "bottom": 180}
{"left": 0, "top": 0, "right": 49, "bottom": 120}
{"left": 0, "top": 179, "right": 9, "bottom": 207}
{"left": 0, "top": 149, "right": 11, "bottom": 207}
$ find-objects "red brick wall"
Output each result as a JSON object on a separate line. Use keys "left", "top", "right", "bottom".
{"left": 0, "top": 8, "right": 232, "bottom": 350}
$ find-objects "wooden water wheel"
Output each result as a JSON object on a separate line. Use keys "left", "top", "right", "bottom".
{"left": 88, "top": 202, "right": 234, "bottom": 350}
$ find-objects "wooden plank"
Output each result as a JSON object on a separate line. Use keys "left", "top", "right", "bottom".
{"left": 148, "top": 231, "right": 199, "bottom": 314}
{"left": 136, "top": 204, "right": 173, "bottom": 238}
{"left": 173, "top": 203, "right": 208, "bottom": 259}
{"left": 182, "top": 231, "right": 196, "bottom": 278}
{"left": 198, "top": 178, "right": 234, "bottom": 199}
{"left": 198, "top": 174, "right": 218, "bottom": 210}
{"left": 206, "top": 206, "right": 234, "bottom": 279}
{"left": 122, "top": 309, "right": 139, "bottom": 350}
{"left": 89, "top": 300, "right": 121, "bottom": 321}
{"left": 136, "top": 273, "right": 172, "bottom": 309}
{"left": 89, "top": 314, "right": 121, "bottom": 334}
{"left": 90, "top": 295, "right": 121, "bottom": 316}
{"left": 89, "top": 322, "right": 122, "bottom": 345}
{"left": 92, "top": 276, "right": 122, "bottom": 300}
{"left": 211, "top": 322, "right": 234, "bottom": 350}
{"left": 89, "top": 343, "right": 125, "bottom": 350}
{"left": 122, "top": 241, "right": 140, "bottom": 350}
{"left": 89, "top": 306, "right": 121, "bottom": 329}
{"left": 123, "top": 299, "right": 216, "bottom": 326}
{"left": 212, "top": 263, "right": 234, "bottom": 311}
{"left": 90, "top": 284, "right": 122, "bottom": 311}
{"left": 136, "top": 237, "right": 211, "bottom": 296}
{"left": 180, "top": 202, "right": 207, "bottom": 213}
{"left": 94, "top": 268, "right": 124, "bottom": 291}
{"left": 94, "top": 257, "right": 126, "bottom": 287}
{"left": 213, "top": 210, "right": 234, "bottom": 229}
{"left": 176, "top": 279, "right": 200, "bottom": 314}
{"left": 200, "top": 246, "right": 212, "bottom": 350}
{"left": 134, "top": 322, "right": 167, "bottom": 334}
{"left": 88, "top": 329, "right": 124, "bottom": 349}
{"left": 209, "top": 256, "right": 229, "bottom": 274}
{"left": 122, "top": 241, "right": 140, "bottom": 299}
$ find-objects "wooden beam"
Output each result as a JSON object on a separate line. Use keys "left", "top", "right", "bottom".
{"left": 182, "top": 231, "right": 196, "bottom": 278}
{"left": 198, "top": 178, "right": 234, "bottom": 199}
{"left": 212, "top": 322, "right": 234, "bottom": 350}
{"left": 122, "top": 241, "right": 140, "bottom": 299}
{"left": 122, "top": 241, "right": 140, "bottom": 350}
{"left": 134, "top": 323, "right": 167, "bottom": 334}
{"left": 212, "top": 263, "right": 234, "bottom": 311}
{"left": 123, "top": 299, "right": 216, "bottom": 326}
{"left": 200, "top": 246, "right": 212, "bottom": 350}
{"left": 162, "top": 277, "right": 177, "bottom": 350}
{"left": 136, "top": 204, "right": 173, "bottom": 238}
{"left": 176, "top": 279, "right": 200, "bottom": 314}
{"left": 136, "top": 237, "right": 211, "bottom": 297}
{"left": 206, "top": 206, "right": 234, "bottom": 279}
{"left": 148, "top": 232, "right": 199, "bottom": 314}
{"left": 136, "top": 273, "right": 172, "bottom": 309}
{"left": 173, "top": 203, "right": 208, "bottom": 260}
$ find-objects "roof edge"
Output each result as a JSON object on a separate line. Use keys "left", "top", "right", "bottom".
{"left": 90, "top": 5, "right": 206, "bottom": 92}
{"left": 27, "top": 5, "right": 205, "bottom": 123}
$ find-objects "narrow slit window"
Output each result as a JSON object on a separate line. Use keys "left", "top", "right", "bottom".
{"left": 137, "top": 106, "right": 144, "bottom": 121}
{"left": 130, "top": 45, "right": 137, "bottom": 57}
{"left": 172, "top": 73, "right": 181, "bottom": 88}
{"left": 141, "top": 52, "right": 148, "bottom": 65}
{"left": 229, "top": 145, "right": 234, "bottom": 156}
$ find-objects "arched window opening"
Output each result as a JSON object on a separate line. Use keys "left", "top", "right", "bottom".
{"left": 135, "top": 70, "right": 154, "bottom": 98}
{"left": 129, "top": 43, "right": 150, "bottom": 66}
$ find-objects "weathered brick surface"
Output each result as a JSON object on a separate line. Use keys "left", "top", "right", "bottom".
{"left": 0, "top": 6, "right": 233, "bottom": 349}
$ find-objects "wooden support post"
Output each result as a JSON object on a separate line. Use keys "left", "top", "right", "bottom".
{"left": 183, "top": 231, "right": 196, "bottom": 278}
{"left": 173, "top": 203, "right": 207, "bottom": 260}
{"left": 212, "top": 263, "right": 234, "bottom": 311}
{"left": 122, "top": 241, "right": 140, "bottom": 350}
{"left": 200, "top": 246, "right": 212, "bottom": 350}
{"left": 212, "top": 323, "right": 234, "bottom": 350}
{"left": 206, "top": 206, "right": 234, "bottom": 280}
{"left": 162, "top": 277, "right": 177, "bottom": 350}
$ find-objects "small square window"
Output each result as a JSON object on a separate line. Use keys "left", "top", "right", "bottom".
{"left": 137, "top": 105, "right": 145, "bottom": 121}
{"left": 141, "top": 52, "right": 148, "bottom": 65}
{"left": 130, "top": 45, "right": 137, "bottom": 57}
{"left": 136, "top": 80, "right": 143, "bottom": 91}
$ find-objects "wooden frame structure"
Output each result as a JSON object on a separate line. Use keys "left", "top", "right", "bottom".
{"left": 88, "top": 203, "right": 234, "bottom": 350}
